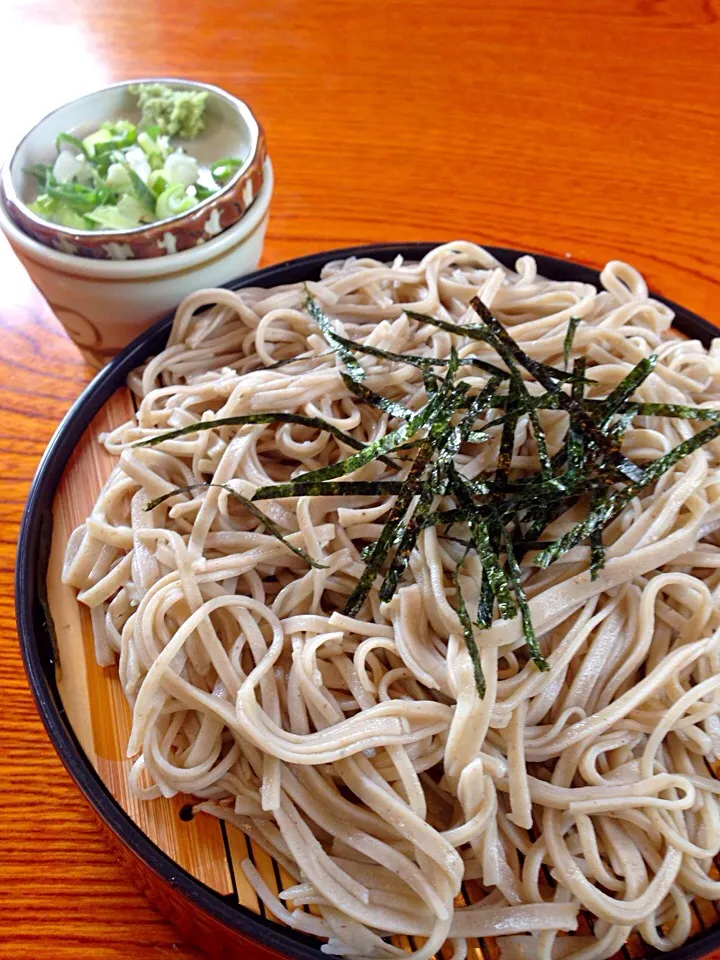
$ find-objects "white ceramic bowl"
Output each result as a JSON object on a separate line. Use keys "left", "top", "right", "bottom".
{"left": 2, "top": 78, "right": 266, "bottom": 260}
{"left": 0, "top": 158, "right": 273, "bottom": 368}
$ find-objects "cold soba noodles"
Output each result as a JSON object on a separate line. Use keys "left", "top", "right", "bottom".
{"left": 63, "top": 242, "right": 720, "bottom": 960}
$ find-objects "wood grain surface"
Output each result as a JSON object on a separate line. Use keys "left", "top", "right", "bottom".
{"left": 1, "top": 0, "right": 719, "bottom": 957}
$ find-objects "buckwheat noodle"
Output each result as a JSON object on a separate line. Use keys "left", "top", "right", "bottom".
{"left": 63, "top": 242, "right": 720, "bottom": 960}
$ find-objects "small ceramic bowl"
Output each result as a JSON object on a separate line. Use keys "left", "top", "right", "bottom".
{"left": 0, "top": 158, "right": 273, "bottom": 368}
{"left": 1, "top": 78, "right": 266, "bottom": 260}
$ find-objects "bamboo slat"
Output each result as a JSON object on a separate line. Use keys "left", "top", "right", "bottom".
{"left": 47, "top": 388, "right": 233, "bottom": 897}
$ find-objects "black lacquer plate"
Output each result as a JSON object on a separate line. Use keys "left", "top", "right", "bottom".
{"left": 15, "top": 243, "right": 720, "bottom": 960}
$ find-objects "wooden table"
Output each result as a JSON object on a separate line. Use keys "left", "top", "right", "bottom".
{"left": 1, "top": 0, "right": 719, "bottom": 957}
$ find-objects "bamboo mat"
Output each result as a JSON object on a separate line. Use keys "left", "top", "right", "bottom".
{"left": 45, "top": 385, "right": 720, "bottom": 960}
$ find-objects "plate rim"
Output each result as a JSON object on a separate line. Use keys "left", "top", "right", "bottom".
{"left": 15, "top": 241, "right": 720, "bottom": 960}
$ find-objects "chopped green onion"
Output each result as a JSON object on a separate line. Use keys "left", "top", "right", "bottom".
{"left": 56, "top": 133, "right": 91, "bottom": 160}
{"left": 25, "top": 162, "right": 52, "bottom": 184}
{"left": 211, "top": 156, "right": 244, "bottom": 181}
{"left": 85, "top": 204, "right": 140, "bottom": 229}
{"left": 124, "top": 166, "right": 156, "bottom": 215}
{"left": 82, "top": 127, "right": 114, "bottom": 156}
{"left": 101, "top": 120, "right": 137, "bottom": 147}
{"left": 137, "top": 131, "right": 157, "bottom": 155}
{"left": 45, "top": 177, "right": 115, "bottom": 213}
{"left": 147, "top": 170, "right": 169, "bottom": 197}
{"left": 155, "top": 182, "right": 197, "bottom": 219}
{"left": 24, "top": 85, "right": 231, "bottom": 232}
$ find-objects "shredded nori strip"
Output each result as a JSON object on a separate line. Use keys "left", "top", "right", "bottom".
{"left": 377, "top": 375, "right": 497, "bottom": 600}
{"left": 528, "top": 406, "right": 552, "bottom": 478}
{"left": 614, "top": 402, "right": 720, "bottom": 424}
{"left": 596, "top": 355, "right": 658, "bottom": 428}
{"left": 342, "top": 442, "right": 437, "bottom": 616}
{"left": 378, "top": 472, "right": 440, "bottom": 601}
{"left": 253, "top": 386, "right": 451, "bottom": 499}
{"left": 307, "top": 318, "right": 512, "bottom": 382}
{"left": 470, "top": 296, "right": 645, "bottom": 483}
{"left": 253, "top": 480, "right": 404, "bottom": 499}
{"left": 141, "top": 291, "right": 720, "bottom": 701}
{"left": 495, "top": 381, "right": 520, "bottom": 484}
{"left": 421, "top": 363, "right": 441, "bottom": 396}
{"left": 564, "top": 317, "right": 581, "bottom": 369}
{"left": 499, "top": 523, "right": 549, "bottom": 672}
{"left": 479, "top": 396, "right": 720, "bottom": 423}
{"left": 453, "top": 563, "right": 486, "bottom": 698}
{"left": 341, "top": 373, "right": 413, "bottom": 420}
{"left": 403, "top": 307, "right": 490, "bottom": 342}
{"left": 134, "top": 412, "right": 388, "bottom": 454}
{"left": 589, "top": 494, "right": 606, "bottom": 581}
{"left": 345, "top": 361, "right": 468, "bottom": 615}
{"left": 305, "top": 294, "right": 366, "bottom": 381}
{"left": 263, "top": 348, "right": 336, "bottom": 370}
{"left": 450, "top": 469, "right": 517, "bottom": 623}
{"left": 536, "top": 417, "right": 720, "bottom": 570}
{"left": 608, "top": 407, "right": 639, "bottom": 441}
{"left": 471, "top": 513, "right": 517, "bottom": 621}
{"left": 567, "top": 358, "right": 587, "bottom": 476}
{"left": 404, "top": 308, "right": 594, "bottom": 385}
{"left": 145, "top": 482, "right": 327, "bottom": 569}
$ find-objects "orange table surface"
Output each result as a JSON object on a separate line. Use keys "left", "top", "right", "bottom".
{"left": 1, "top": 0, "right": 720, "bottom": 957}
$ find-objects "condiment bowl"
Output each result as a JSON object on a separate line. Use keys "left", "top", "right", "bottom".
{"left": 0, "top": 158, "right": 273, "bottom": 368}
{"left": 1, "top": 78, "right": 266, "bottom": 260}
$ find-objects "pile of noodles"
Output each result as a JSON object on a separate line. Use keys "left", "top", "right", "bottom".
{"left": 63, "top": 242, "right": 720, "bottom": 960}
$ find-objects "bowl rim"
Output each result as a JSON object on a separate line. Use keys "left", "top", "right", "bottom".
{"left": 15, "top": 242, "right": 720, "bottom": 960}
{"left": 1, "top": 76, "right": 262, "bottom": 240}
{"left": 0, "top": 157, "right": 273, "bottom": 279}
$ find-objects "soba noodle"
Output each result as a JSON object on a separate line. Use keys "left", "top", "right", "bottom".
{"left": 63, "top": 242, "right": 720, "bottom": 960}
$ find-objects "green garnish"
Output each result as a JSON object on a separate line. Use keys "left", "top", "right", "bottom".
{"left": 597, "top": 355, "right": 657, "bottom": 427}
{"left": 563, "top": 316, "right": 581, "bottom": 369}
{"left": 499, "top": 521, "right": 547, "bottom": 672}
{"left": 567, "top": 358, "right": 587, "bottom": 475}
{"left": 471, "top": 298, "right": 645, "bottom": 483}
{"left": 535, "top": 416, "right": 720, "bottom": 571}
{"left": 25, "top": 83, "right": 246, "bottom": 232}
{"left": 305, "top": 294, "right": 366, "bottom": 382}
{"left": 125, "top": 166, "right": 157, "bottom": 215}
{"left": 378, "top": 366, "right": 475, "bottom": 601}
{"left": 155, "top": 182, "right": 198, "bottom": 219}
{"left": 140, "top": 298, "right": 720, "bottom": 700}
{"left": 589, "top": 493, "right": 606, "bottom": 580}
{"left": 341, "top": 374, "right": 413, "bottom": 421}
{"left": 144, "top": 482, "right": 327, "bottom": 569}
{"left": 101, "top": 119, "right": 137, "bottom": 148}
{"left": 56, "top": 133, "right": 91, "bottom": 160}
{"left": 404, "top": 308, "right": 593, "bottom": 386}
{"left": 453, "top": 556, "right": 486, "bottom": 698}
{"left": 130, "top": 83, "right": 207, "bottom": 138}
{"left": 133, "top": 411, "right": 386, "bottom": 459}
{"left": 211, "top": 157, "right": 244, "bottom": 181}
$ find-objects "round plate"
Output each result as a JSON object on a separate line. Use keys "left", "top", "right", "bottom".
{"left": 15, "top": 243, "right": 720, "bottom": 960}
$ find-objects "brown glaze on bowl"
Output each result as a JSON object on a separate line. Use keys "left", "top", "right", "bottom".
{"left": 1, "top": 78, "right": 266, "bottom": 260}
